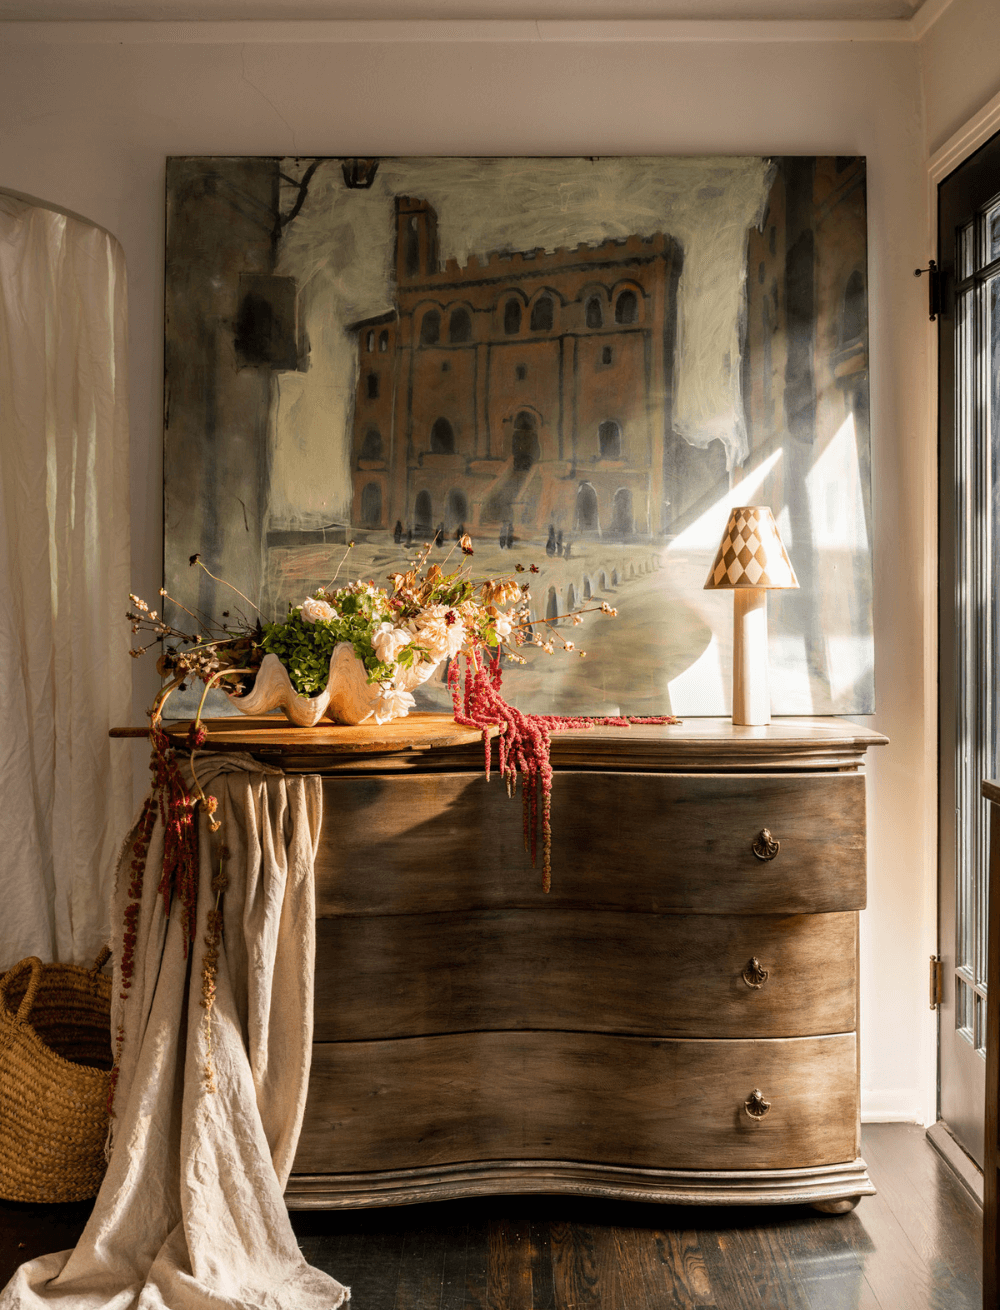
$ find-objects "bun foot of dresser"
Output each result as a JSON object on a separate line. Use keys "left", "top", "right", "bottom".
{"left": 811, "top": 1195, "right": 863, "bottom": 1215}
{"left": 285, "top": 1157, "right": 876, "bottom": 1211}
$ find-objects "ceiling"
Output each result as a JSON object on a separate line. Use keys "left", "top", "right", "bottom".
{"left": 0, "top": 0, "right": 925, "bottom": 22}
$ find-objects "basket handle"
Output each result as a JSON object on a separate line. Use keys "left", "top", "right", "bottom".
{"left": 0, "top": 957, "right": 44, "bottom": 1026}
{"left": 88, "top": 944, "right": 112, "bottom": 993}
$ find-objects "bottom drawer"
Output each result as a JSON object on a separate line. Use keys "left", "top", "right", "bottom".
{"left": 294, "top": 1032, "right": 858, "bottom": 1175}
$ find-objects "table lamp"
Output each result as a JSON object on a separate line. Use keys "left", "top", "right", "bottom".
{"left": 704, "top": 506, "right": 799, "bottom": 726}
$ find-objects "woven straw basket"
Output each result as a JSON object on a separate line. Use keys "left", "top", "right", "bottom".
{"left": 0, "top": 949, "right": 113, "bottom": 1202}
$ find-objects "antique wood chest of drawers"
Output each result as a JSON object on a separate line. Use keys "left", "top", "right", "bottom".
{"left": 203, "top": 714, "right": 887, "bottom": 1212}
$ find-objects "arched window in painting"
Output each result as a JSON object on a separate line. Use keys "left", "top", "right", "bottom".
{"left": 366, "top": 330, "right": 375, "bottom": 352}
{"left": 842, "top": 270, "right": 866, "bottom": 343}
{"left": 360, "top": 427, "right": 383, "bottom": 460}
{"left": 449, "top": 308, "right": 472, "bottom": 343}
{"left": 512, "top": 411, "right": 540, "bottom": 471}
{"left": 414, "top": 490, "right": 433, "bottom": 536}
{"left": 431, "top": 417, "right": 455, "bottom": 454}
{"left": 379, "top": 330, "right": 389, "bottom": 352}
{"left": 566, "top": 583, "right": 577, "bottom": 612}
{"left": 597, "top": 424, "right": 621, "bottom": 461}
{"left": 599, "top": 420, "right": 622, "bottom": 459}
{"left": 585, "top": 296, "right": 603, "bottom": 329}
{"left": 576, "top": 483, "right": 599, "bottom": 531}
{"left": 615, "top": 289, "right": 639, "bottom": 324}
{"left": 420, "top": 309, "right": 441, "bottom": 346}
{"left": 598, "top": 570, "right": 608, "bottom": 591}
{"left": 612, "top": 487, "right": 633, "bottom": 537}
{"left": 583, "top": 576, "right": 592, "bottom": 600}
{"left": 360, "top": 482, "right": 382, "bottom": 527}
{"left": 545, "top": 587, "right": 560, "bottom": 626}
{"left": 405, "top": 216, "right": 420, "bottom": 278}
{"left": 446, "top": 488, "right": 468, "bottom": 531}
{"left": 530, "top": 295, "right": 554, "bottom": 332}
{"left": 504, "top": 299, "right": 522, "bottom": 335}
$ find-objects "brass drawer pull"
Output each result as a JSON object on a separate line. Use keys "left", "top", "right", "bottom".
{"left": 742, "top": 957, "right": 769, "bottom": 989}
{"left": 744, "top": 1089, "right": 771, "bottom": 1120}
{"left": 752, "top": 828, "right": 780, "bottom": 861}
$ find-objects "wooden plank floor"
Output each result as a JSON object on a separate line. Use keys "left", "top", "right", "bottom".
{"left": 0, "top": 1126, "right": 981, "bottom": 1308}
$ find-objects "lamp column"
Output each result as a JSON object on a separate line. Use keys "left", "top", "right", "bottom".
{"left": 732, "top": 587, "right": 770, "bottom": 726}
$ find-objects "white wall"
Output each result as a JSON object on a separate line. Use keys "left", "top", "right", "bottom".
{"left": 0, "top": 20, "right": 935, "bottom": 1123}
{"left": 921, "top": 0, "right": 1000, "bottom": 156}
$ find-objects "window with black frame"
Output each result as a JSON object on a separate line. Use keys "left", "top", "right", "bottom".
{"left": 938, "top": 129, "right": 1000, "bottom": 1169}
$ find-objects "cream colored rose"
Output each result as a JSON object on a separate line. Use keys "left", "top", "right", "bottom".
{"left": 373, "top": 621, "right": 412, "bottom": 664}
{"left": 373, "top": 685, "right": 415, "bottom": 723}
{"left": 299, "top": 596, "right": 336, "bottom": 623}
{"left": 493, "top": 614, "right": 513, "bottom": 641}
{"left": 412, "top": 604, "right": 466, "bottom": 661}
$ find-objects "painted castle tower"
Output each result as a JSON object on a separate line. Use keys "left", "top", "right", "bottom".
{"left": 349, "top": 197, "right": 683, "bottom": 540}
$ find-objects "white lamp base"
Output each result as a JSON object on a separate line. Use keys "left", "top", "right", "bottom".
{"left": 732, "top": 587, "right": 770, "bottom": 726}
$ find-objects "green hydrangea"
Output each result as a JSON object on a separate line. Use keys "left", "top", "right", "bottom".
{"left": 260, "top": 590, "right": 421, "bottom": 696}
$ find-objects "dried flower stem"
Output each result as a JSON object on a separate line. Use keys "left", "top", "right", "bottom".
{"left": 190, "top": 556, "right": 265, "bottom": 620}
{"left": 325, "top": 540, "right": 356, "bottom": 590}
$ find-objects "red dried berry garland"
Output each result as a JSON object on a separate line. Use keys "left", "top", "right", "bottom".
{"left": 108, "top": 725, "right": 205, "bottom": 1119}
{"left": 449, "top": 649, "right": 678, "bottom": 893}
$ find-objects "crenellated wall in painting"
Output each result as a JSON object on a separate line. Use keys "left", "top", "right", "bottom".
{"left": 163, "top": 154, "right": 872, "bottom": 717}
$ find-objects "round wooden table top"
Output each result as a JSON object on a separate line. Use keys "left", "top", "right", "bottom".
{"left": 110, "top": 712, "right": 498, "bottom": 756}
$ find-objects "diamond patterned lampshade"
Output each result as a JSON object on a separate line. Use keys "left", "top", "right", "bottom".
{"left": 704, "top": 506, "right": 799, "bottom": 591}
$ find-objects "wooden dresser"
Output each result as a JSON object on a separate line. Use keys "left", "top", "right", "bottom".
{"left": 188, "top": 714, "right": 887, "bottom": 1212}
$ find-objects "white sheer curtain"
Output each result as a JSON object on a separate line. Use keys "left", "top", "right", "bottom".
{"left": 0, "top": 194, "right": 132, "bottom": 967}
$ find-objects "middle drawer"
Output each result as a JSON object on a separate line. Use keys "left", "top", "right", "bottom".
{"left": 314, "top": 910, "right": 857, "bottom": 1041}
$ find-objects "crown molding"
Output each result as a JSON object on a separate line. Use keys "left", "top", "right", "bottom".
{"left": 0, "top": 2, "right": 958, "bottom": 45}
{"left": 0, "top": 16, "right": 920, "bottom": 42}
{"left": 928, "top": 82, "right": 1000, "bottom": 183}
{"left": 910, "top": 0, "right": 957, "bottom": 40}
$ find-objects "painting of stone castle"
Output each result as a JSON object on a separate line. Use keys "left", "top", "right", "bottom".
{"left": 164, "top": 156, "right": 873, "bottom": 718}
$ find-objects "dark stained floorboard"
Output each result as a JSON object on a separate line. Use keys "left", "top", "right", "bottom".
{"left": 0, "top": 1126, "right": 983, "bottom": 1308}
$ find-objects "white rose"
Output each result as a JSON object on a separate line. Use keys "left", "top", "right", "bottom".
{"left": 299, "top": 596, "right": 336, "bottom": 624}
{"left": 373, "top": 686, "right": 415, "bottom": 724}
{"left": 493, "top": 614, "right": 513, "bottom": 641}
{"left": 373, "top": 621, "right": 412, "bottom": 664}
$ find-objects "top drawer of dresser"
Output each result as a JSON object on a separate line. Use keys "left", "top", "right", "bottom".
{"left": 315, "top": 770, "right": 866, "bottom": 915}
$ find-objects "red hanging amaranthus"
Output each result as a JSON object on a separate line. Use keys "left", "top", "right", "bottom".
{"left": 450, "top": 648, "right": 678, "bottom": 893}
{"left": 108, "top": 722, "right": 205, "bottom": 1119}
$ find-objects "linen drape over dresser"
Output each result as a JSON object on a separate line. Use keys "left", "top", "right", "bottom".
{"left": 0, "top": 754, "right": 348, "bottom": 1310}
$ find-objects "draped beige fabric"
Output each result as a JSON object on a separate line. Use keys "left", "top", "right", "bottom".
{"left": 0, "top": 754, "right": 349, "bottom": 1310}
{"left": 0, "top": 194, "right": 132, "bottom": 969}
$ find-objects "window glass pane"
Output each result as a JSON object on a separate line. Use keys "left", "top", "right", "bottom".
{"left": 987, "top": 204, "right": 1000, "bottom": 264}
{"left": 958, "top": 222, "right": 975, "bottom": 280}
{"left": 957, "top": 978, "right": 973, "bottom": 1038}
{"left": 983, "top": 274, "right": 1000, "bottom": 992}
{"left": 955, "top": 285, "right": 977, "bottom": 1044}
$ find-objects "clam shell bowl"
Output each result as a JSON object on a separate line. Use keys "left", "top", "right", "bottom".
{"left": 227, "top": 644, "right": 441, "bottom": 726}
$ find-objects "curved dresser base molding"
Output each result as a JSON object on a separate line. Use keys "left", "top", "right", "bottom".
{"left": 285, "top": 1157, "right": 876, "bottom": 1211}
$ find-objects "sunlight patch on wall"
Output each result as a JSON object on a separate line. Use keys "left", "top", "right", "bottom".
{"left": 806, "top": 412, "right": 869, "bottom": 554}
{"left": 666, "top": 447, "right": 784, "bottom": 554}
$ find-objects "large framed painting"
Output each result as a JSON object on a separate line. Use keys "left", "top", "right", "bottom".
{"left": 163, "top": 155, "right": 873, "bottom": 717}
